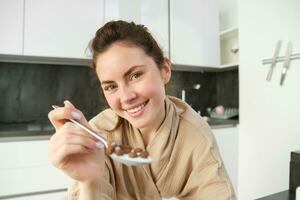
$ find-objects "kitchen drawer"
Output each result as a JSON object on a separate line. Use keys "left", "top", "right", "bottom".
{"left": 1, "top": 190, "right": 66, "bottom": 200}
{"left": 0, "top": 140, "right": 51, "bottom": 169}
{"left": 0, "top": 165, "right": 70, "bottom": 196}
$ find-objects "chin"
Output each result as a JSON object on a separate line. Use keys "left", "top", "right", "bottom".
{"left": 128, "top": 119, "right": 150, "bottom": 129}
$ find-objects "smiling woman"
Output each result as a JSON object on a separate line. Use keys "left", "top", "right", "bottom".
{"left": 47, "top": 20, "right": 236, "bottom": 200}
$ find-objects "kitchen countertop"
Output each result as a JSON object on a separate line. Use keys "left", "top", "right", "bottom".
{"left": 256, "top": 190, "right": 295, "bottom": 200}
{"left": 0, "top": 118, "right": 238, "bottom": 142}
{"left": 0, "top": 122, "right": 54, "bottom": 142}
{"left": 207, "top": 118, "right": 239, "bottom": 129}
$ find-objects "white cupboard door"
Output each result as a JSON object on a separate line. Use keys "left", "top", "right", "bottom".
{"left": 140, "top": 0, "right": 169, "bottom": 58}
{"left": 104, "top": 0, "right": 169, "bottom": 58}
{"left": 0, "top": 0, "right": 24, "bottom": 55}
{"left": 213, "top": 127, "right": 238, "bottom": 193}
{"left": 24, "top": 0, "right": 104, "bottom": 58}
{"left": 3, "top": 191, "right": 66, "bottom": 200}
{"left": 0, "top": 141, "right": 70, "bottom": 196}
{"left": 170, "top": 0, "right": 220, "bottom": 67}
{"left": 104, "top": 0, "right": 119, "bottom": 23}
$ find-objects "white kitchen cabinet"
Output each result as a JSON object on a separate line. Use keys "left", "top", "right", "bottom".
{"left": 170, "top": 0, "right": 220, "bottom": 68}
{"left": 219, "top": 0, "right": 239, "bottom": 67}
{"left": 104, "top": 0, "right": 169, "bottom": 57}
{"left": 5, "top": 191, "right": 66, "bottom": 200}
{"left": 140, "top": 1, "right": 169, "bottom": 58}
{"left": 23, "top": 0, "right": 104, "bottom": 58}
{"left": 220, "top": 27, "right": 239, "bottom": 67}
{"left": 0, "top": 140, "right": 70, "bottom": 197}
{"left": 212, "top": 127, "right": 238, "bottom": 193}
{"left": 0, "top": 0, "right": 24, "bottom": 55}
{"left": 219, "top": 0, "right": 238, "bottom": 31}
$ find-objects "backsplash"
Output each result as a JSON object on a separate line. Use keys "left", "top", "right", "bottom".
{"left": 0, "top": 62, "right": 104, "bottom": 123}
{"left": 0, "top": 62, "right": 238, "bottom": 124}
{"left": 169, "top": 68, "right": 238, "bottom": 115}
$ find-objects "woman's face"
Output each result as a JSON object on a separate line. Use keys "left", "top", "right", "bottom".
{"left": 95, "top": 43, "right": 171, "bottom": 132}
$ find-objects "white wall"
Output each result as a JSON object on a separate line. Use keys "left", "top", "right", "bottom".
{"left": 238, "top": 0, "right": 300, "bottom": 199}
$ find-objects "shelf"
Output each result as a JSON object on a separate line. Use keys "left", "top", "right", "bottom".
{"left": 220, "top": 63, "right": 239, "bottom": 68}
{"left": 220, "top": 27, "right": 239, "bottom": 67}
{"left": 220, "top": 27, "right": 238, "bottom": 40}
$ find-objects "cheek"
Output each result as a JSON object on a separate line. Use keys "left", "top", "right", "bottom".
{"left": 104, "top": 94, "right": 119, "bottom": 110}
{"left": 139, "top": 79, "right": 165, "bottom": 97}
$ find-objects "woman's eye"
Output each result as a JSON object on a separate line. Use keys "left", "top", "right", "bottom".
{"left": 130, "top": 72, "right": 142, "bottom": 80}
{"left": 104, "top": 85, "right": 116, "bottom": 91}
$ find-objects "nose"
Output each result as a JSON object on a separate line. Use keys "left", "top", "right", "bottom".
{"left": 119, "top": 85, "right": 136, "bottom": 104}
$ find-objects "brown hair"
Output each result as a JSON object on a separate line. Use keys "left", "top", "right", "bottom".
{"left": 90, "top": 20, "right": 165, "bottom": 69}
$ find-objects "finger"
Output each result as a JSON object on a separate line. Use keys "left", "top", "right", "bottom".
{"left": 64, "top": 100, "right": 75, "bottom": 109}
{"left": 50, "top": 123, "right": 99, "bottom": 152}
{"left": 60, "top": 122, "right": 99, "bottom": 142}
{"left": 49, "top": 131, "right": 104, "bottom": 168}
{"left": 59, "top": 132, "right": 99, "bottom": 151}
{"left": 63, "top": 101, "right": 92, "bottom": 130}
{"left": 48, "top": 106, "right": 82, "bottom": 130}
{"left": 50, "top": 143, "right": 91, "bottom": 168}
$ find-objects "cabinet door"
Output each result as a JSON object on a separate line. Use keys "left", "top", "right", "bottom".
{"left": 24, "top": 0, "right": 104, "bottom": 58}
{"left": 4, "top": 191, "right": 66, "bottom": 200}
{"left": 104, "top": 0, "right": 169, "bottom": 58}
{"left": 0, "top": 140, "right": 70, "bottom": 196}
{"left": 212, "top": 127, "right": 238, "bottom": 193}
{"left": 170, "top": 0, "right": 220, "bottom": 67}
{"left": 140, "top": 0, "right": 169, "bottom": 58}
{"left": 0, "top": 0, "right": 23, "bottom": 55}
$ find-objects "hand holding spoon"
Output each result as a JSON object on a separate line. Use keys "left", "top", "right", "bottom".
{"left": 52, "top": 105, "right": 152, "bottom": 166}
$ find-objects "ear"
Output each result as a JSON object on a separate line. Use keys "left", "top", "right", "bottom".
{"left": 161, "top": 58, "right": 171, "bottom": 84}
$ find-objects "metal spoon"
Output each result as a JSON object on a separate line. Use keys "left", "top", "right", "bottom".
{"left": 51, "top": 105, "right": 152, "bottom": 166}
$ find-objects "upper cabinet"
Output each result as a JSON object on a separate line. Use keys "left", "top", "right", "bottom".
{"left": 219, "top": 0, "right": 239, "bottom": 67}
{"left": 170, "top": 0, "right": 220, "bottom": 68}
{"left": 220, "top": 28, "right": 238, "bottom": 67}
{"left": 0, "top": 0, "right": 24, "bottom": 55}
{"left": 104, "top": 0, "right": 169, "bottom": 58}
{"left": 140, "top": 1, "right": 169, "bottom": 58}
{"left": 219, "top": 0, "right": 238, "bottom": 31}
{"left": 1, "top": 0, "right": 222, "bottom": 69}
{"left": 23, "top": 0, "right": 104, "bottom": 58}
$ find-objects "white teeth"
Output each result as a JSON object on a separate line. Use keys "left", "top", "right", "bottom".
{"left": 127, "top": 103, "right": 146, "bottom": 113}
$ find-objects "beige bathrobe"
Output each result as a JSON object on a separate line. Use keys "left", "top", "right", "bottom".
{"left": 63, "top": 96, "right": 236, "bottom": 200}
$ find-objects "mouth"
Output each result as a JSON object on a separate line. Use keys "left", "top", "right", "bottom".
{"left": 125, "top": 100, "right": 149, "bottom": 115}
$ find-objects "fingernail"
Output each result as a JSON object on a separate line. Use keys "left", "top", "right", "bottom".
{"left": 71, "top": 111, "right": 81, "bottom": 120}
{"left": 64, "top": 100, "right": 72, "bottom": 106}
{"left": 95, "top": 141, "right": 105, "bottom": 149}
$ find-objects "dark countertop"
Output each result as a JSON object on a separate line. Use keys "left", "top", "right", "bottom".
{"left": 0, "top": 118, "right": 238, "bottom": 142}
{"left": 0, "top": 122, "right": 55, "bottom": 141}
{"left": 256, "top": 190, "right": 295, "bottom": 200}
{"left": 206, "top": 118, "right": 239, "bottom": 129}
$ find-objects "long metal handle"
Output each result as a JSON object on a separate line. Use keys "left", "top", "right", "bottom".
{"left": 280, "top": 42, "right": 293, "bottom": 86}
{"left": 266, "top": 40, "right": 282, "bottom": 81}
{"left": 51, "top": 105, "right": 108, "bottom": 148}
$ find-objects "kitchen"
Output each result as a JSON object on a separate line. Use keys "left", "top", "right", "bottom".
{"left": 0, "top": 0, "right": 299, "bottom": 199}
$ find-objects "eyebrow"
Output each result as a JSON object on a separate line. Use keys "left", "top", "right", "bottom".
{"left": 100, "top": 65, "right": 145, "bottom": 85}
